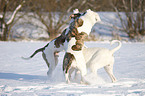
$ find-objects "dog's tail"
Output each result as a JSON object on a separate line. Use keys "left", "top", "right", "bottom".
{"left": 22, "top": 43, "right": 49, "bottom": 60}
{"left": 22, "top": 47, "right": 45, "bottom": 60}
{"left": 110, "top": 40, "right": 122, "bottom": 54}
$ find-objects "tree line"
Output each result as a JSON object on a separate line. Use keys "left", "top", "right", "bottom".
{"left": 0, "top": 0, "right": 145, "bottom": 41}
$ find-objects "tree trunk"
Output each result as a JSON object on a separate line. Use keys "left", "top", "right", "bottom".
{"left": 0, "top": 0, "right": 25, "bottom": 41}
{"left": 2, "top": 24, "right": 8, "bottom": 41}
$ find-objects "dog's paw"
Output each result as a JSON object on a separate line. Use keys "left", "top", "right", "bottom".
{"left": 71, "top": 45, "right": 82, "bottom": 51}
{"left": 112, "top": 79, "right": 117, "bottom": 83}
{"left": 80, "top": 81, "right": 90, "bottom": 85}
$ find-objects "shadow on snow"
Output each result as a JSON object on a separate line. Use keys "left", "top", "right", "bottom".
{"left": 0, "top": 72, "right": 47, "bottom": 81}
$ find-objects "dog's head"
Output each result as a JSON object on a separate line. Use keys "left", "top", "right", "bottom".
{"left": 83, "top": 9, "right": 101, "bottom": 25}
{"left": 70, "top": 13, "right": 82, "bottom": 19}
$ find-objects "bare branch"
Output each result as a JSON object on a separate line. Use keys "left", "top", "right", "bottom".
{"left": 110, "top": 1, "right": 127, "bottom": 32}
{"left": 7, "top": 0, "right": 25, "bottom": 25}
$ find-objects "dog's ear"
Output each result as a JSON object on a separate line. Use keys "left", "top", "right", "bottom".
{"left": 73, "top": 9, "right": 79, "bottom": 13}
{"left": 87, "top": 9, "right": 92, "bottom": 12}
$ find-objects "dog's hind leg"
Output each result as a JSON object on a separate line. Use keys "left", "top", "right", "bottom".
{"left": 45, "top": 51, "right": 56, "bottom": 77}
{"left": 42, "top": 52, "right": 50, "bottom": 68}
{"left": 104, "top": 65, "right": 117, "bottom": 83}
{"left": 42, "top": 52, "right": 54, "bottom": 77}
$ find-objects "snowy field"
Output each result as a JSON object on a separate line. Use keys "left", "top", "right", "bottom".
{"left": 0, "top": 41, "right": 145, "bottom": 96}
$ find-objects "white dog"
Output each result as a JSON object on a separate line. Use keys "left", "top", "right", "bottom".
{"left": 64, "top": 40, "right": 122, "bottom": 84}
{"left": 63, "top": 9, "right": 101, "bottom": 83}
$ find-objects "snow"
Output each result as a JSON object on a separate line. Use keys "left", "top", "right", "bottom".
{"left": 0, "top": 41, "right": 145, "bottom": 96}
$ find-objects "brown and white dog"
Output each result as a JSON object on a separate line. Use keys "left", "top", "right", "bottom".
{"left": 22, "top": 9, "right": 84, "bottom": 77}
{"left": 22, "top": 32, "right": 65, "bottom": 77}
{"left": 65, "top": 40, "right": 122, "bottom": 84}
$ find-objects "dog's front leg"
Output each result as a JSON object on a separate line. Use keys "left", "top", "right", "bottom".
{"left": 63, "top": 52, "right": 75, "bottom": 83}
{"left": 65, "top": 72, "right": 70, "bottom": 83}
{"left": 73, "top": 51, "right": 89, "bottom": 84}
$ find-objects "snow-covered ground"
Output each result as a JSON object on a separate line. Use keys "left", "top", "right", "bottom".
{"left": 0, "top": 41, "right": 145, "bottom": 96}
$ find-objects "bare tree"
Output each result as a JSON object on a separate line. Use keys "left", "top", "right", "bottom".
{"left": 111, "top": 0, "right": 145, "bottom": 40}
{"left": 26, "top": 0, "right": 96, "bottom": 40}
{"left": 0, "top": 0, "right": 25, "bottom": 41}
